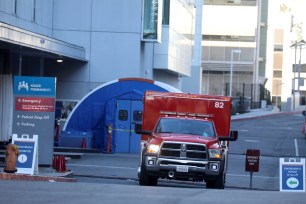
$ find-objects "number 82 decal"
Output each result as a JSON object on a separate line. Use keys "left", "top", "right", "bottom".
{"left": 215, "top": 102, "right": 224, "bottom": 108}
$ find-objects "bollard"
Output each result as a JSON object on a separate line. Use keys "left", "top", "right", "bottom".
{"left": 107, "top": 124, "right": 112, "bottom": 153}
{"left": 55, "top": 117, "right": 61, "bottom": 142}
{"left": 81, "top": 138, "right": 87, "bottom": 148}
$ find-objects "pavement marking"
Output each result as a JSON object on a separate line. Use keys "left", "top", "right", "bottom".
{"left": 239, "top": 130, "right": 249, "bottom": 132}
{"left": 294, "top": 139, "right": 299, "bottom": 157}
{"left": 244, "top": 140, "right": 259, "bottom": 143}
{"left": 67, "top": 163, "right": 137, "bottom": 170}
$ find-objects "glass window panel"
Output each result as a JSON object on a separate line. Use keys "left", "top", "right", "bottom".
{"left": 119, "top": 110, "right": 128, "bottom": 121}
{"left": 133, "top": 111, "right": 142, "bottom": 122}
{"left": 142, "top": 0, "right": 162, "bottom": 41}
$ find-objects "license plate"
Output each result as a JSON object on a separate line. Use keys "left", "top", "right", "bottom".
{"left": 176, "top": 165, "right": 188, "bottom": 172}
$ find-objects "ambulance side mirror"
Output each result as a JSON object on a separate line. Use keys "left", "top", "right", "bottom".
{"left": 302, "top": 110, "right": 306, "bottom": 116}
{"left": 134, "top": 123, "right": 152, "bottom": 136}
{"left": 230, "top": 130, "right": 238, "bottom": 141}
{"left": 218, "top": 130, "right": 238, "bottom": 141}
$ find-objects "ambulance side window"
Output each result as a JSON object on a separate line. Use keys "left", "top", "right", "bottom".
{"left": 119, "top": 110, "right": 128, "bottom": 121}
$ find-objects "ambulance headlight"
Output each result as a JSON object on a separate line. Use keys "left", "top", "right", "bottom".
{"left": 147, "top": 144, "right": 160, "bottom": 154}
{"left": 208, "top": 149, "right": 221, "bottom": 159}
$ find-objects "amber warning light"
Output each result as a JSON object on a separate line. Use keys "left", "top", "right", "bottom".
{"left": 160, "top": 111, "right": 214, "bottom": 118}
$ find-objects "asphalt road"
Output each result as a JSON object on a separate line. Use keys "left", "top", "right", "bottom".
{"left": 63, "top": 113, "right": 306, "bottom": 190}
{"left": 1, "top": 112, "right": 306, "bottom": 203}
{"left": 228, "top": 113, "right": 306, "bottom": 190}
{"left": 230, "top": 112, "right": 306, "bottom": 157}
{"left": 0, "top": 178, "right": 305, "bottom": 204}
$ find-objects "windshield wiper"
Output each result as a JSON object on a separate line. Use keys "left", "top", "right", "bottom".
{"left": 181, "top": 132, "right": 199, "bottom": 135}
{"left": 158, "top": 131, "right": 174, "bottom": 133}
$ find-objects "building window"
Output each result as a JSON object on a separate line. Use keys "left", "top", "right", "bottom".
{"left": 32, "top": 0, "right": 36, "bottom": 22}
{"left": 12, "top": 0, "right": 17, "bottom": 14}
{"left": 202, "top": 35, "right": 255, "bottom": 42}
{"left": 141, "top": 0, "right": 162, "bottom": 42}
{"left": 55, "top": 100, "right": 78, "bottom": 120}
{"left": 273, "top": 70, "right": 282, "bottom": 78}
{"left": 204, "top": 0, "right": 256, "bottom": 6}
{"left": 162, "top": 0, "right": 170, "bottom": 25}
{"left": 274, "top": 44, "right": 283, "bottom": 51}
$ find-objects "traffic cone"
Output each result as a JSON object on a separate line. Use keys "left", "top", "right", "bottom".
{"left": 57, "top": 155, "right": 66, "bottom": 172}
{"left": 81, "top": 138, "right": 86, "bottom": 149}
{"left": 55, "top": 155, "right": 61, "bottom": 172}
{"left": 52, "top": 155, "right": 59, "bottom": 170}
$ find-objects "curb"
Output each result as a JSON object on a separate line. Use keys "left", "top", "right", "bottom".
{"left": 0, "top": 171, "right": 76, "bottom": 182}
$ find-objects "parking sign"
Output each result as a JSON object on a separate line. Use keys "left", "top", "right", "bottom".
{"left": 280, "top": 158, "right": 305, "bottom": 192}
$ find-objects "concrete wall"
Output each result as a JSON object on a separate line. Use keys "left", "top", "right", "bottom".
{"left": 1, "top": 0, "right": 197, "bottom": 101}
{"left": 154, "top": 0, "right": 194, "bottom": 77}
{"left": 0, "top": 0, "right": 53, "bottom": 36}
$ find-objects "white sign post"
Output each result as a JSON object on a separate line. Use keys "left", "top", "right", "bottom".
{"left": 12, "top": 134, "right": 38, "bottom": 175}
{"left": 280, "top": 158, "right": 305, "bottom": 192}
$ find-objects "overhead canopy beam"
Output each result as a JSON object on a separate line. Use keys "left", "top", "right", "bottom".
{"left": 0, "top": 22, "right": 87, "bottom": 62}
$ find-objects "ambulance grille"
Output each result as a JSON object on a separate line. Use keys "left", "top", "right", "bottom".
{"left": 159, "top": 142, "right": 207, "bottom": 160}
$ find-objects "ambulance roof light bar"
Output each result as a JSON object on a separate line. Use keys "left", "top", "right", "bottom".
{"left": 160, "top": 111, "right": 214, "bottom": 118}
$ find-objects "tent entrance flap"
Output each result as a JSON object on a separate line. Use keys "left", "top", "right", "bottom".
{"left": 113, "top": 100, "right": 143, "bottom": 153}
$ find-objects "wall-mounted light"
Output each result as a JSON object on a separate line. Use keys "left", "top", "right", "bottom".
{"left": 57, "top": 56, "right": 63, "bottom": 63}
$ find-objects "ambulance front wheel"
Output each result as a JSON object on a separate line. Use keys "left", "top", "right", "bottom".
{"left": 139, "top": 160, "right": 158, "bottom": 186}
{"left": 206, "top": 162, "right": 225, "bottom": 189}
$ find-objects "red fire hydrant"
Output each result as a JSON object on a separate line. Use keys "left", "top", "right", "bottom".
{"left": 4, "top": 143, "right": 19, "bottom": 173}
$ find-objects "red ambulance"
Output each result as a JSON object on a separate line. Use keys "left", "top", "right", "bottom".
{"left": 135, "top": 91, "right": 238, "bottom": 189}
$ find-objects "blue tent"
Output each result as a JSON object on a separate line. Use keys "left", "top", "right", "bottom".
{"left": 60, "top": 78, "right": 180, "bottom": 153}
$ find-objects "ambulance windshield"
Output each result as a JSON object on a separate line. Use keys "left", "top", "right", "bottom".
{"left": 155, "top": 118, "right": 215, "bottom": 137}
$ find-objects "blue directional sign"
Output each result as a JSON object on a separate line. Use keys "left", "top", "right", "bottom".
{"left": 280, "top": 158, "right": 305, "bottom": 192}
{"left": 13, "top": 76, "right": 56, "bottom": 166}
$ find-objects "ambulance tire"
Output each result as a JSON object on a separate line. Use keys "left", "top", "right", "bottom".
{"left": 215, "top": 160, "right": 226, "bottom": 189}
{"left": 139, "top": 161, "right": 158, "bottom": 186}
{"left": 206, "top": 162, "right": 225, "bottom": 189}
{"left": 205, "top": 173, "right": 225, "bottom": 189}
{"left": 205, "top": 180, "right": 214, "bottom": 189}
{"left": 215, "top": 172, "right": 225, "bottom": 189}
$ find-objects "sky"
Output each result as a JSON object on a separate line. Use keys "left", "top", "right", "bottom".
{"left": 288, "top": 0, "right": 306, "bottom": 39}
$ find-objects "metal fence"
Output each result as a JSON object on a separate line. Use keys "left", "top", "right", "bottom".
{"left": 226, "top": 83, "right": 271, "bottom": 114}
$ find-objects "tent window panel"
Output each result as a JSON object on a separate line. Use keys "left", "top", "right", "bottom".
{"left": 119, "top": 110, "right": 128, "bottom": 121}
{"left": 133, "top": 111, "right": 142, "bottom": 122}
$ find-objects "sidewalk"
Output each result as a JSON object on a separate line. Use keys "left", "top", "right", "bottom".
{"left": 0, "top": 167, "right": 76, "bottom": 182}
{"left": 231, "top": 108, "right": 302, "bottom": 121}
